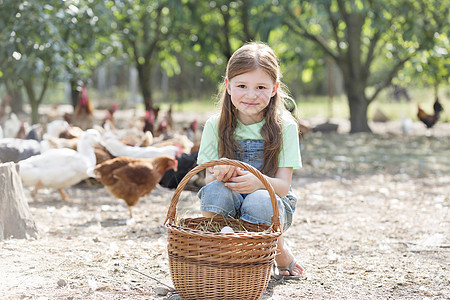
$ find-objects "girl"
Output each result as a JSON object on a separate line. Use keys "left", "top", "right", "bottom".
{"left": 197, "top": 42, "right": 304, "bottom": 279}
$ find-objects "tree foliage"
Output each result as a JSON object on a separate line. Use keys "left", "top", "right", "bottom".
{"left": 399, "top": 32, "right": 449, "bottom": 99}
{"left": 184, "top": 0, "right": 283, "bottom": 84}
{"left": 0, "top": 0, "right": 448, "bottom": 131}
{"left": 55, "top": 0, "right": 114, "bottom": 107}
{"left": 278, "top": 0, "right": 449, "bottom": 132}
{"left": 0, "top": 1, "right": 68, "bottom": 123}
{"left": 106, "top": 0, "right": 185, "bottom": 111}
{"left": 0, "top": 0, "right": 112, "bottom": 123}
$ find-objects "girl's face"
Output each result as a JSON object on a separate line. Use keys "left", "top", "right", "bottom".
{"left": 226, "top": 68, "right": 279, "bottom": 125}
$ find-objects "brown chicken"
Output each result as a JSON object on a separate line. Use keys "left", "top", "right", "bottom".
{"left": 417, "top": 97, "right": 444, "bottom": 128}
{"left": 102, "top": 103, "right": 118, "bottom": 128}
{"left": 15, "top": 121, "right": 27, "bottom": 139}
{"left": 155, "top": 118, "right": 169, "bottom": 137}
{"left": 94, "top": 144, "right": 115, "bottom": 164}
{"left": 72, "top": 85, "right": 95, "bottom": 130}
{"left": 92, "top": 155, "right": 178, "bottom": 219}
{"left": 142, "top": 110, "right": 155, "bottom": 134}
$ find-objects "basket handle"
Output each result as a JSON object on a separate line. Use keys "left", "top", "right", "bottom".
{"left": 164, "top": 158, "right": 281, "bottom": 232}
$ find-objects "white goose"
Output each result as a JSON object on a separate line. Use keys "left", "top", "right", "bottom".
{"left": 18, "top": 129, "right": 101, "bottom": 201}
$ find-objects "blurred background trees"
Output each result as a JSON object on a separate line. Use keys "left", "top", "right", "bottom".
{"left": 0, "top": 0, "right": 112, "bottom": 123}
{"left": 279, "top": 0, "right": 449, "bottom": 132}
{"left": 0, "top": 0, "right": 448, "bottom": 132}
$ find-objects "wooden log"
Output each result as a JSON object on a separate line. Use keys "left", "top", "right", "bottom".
{"left": 0, "top": 162, "right": 37, "bottom": 240}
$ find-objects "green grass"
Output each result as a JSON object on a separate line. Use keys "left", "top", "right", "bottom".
{"left": 294, "top": 87, "right": 450, "bottom": 122}
{"left": 120, "top": 90, "right": 450, "bottom": 123}
{"left": 295, "top": 95, "right": 349, "bottom": 119}
{"left": 21, "top": 83, "right": 449, "bottom": 123}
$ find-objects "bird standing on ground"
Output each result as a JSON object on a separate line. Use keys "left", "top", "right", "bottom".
{"left": 0, "top": 138, "right": 42, "bottom": 163}
{"left": 417, "top": 97, "right": 444, "bottom": 128}
{"left": 102, "top": 103, "right": 118, "bottom": 128}
{"left": 89, "top": 155, "right": 178, "bottom": 219}
{"left": 72, "top": 86, "right": 95, "bottom": 130}
{"left": 142, "top": 110, "right": 155, "bottom": 134}
{"left": 45, "top": 120, "right": 71, "bottom": 138}
{"left": 18, "top": 129, "right": 101, "bottom": 201}
{"left": 401, "top": 116, "right": 413, "bottom": 136}
{"left": 3, "top": 113, "right": 22, "bottom": 138}
{"left": 155, "top": 118, "right": 169, "bottom": 138}
{"left": 185, "top": 119, "right": 198, "bottom": 142}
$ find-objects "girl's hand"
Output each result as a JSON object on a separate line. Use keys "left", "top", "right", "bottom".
{"left": 224, "top": 168, "right": 263, "bottom": 194}
{"left": 213, "top": 165, "right": 238, "bottom": 182}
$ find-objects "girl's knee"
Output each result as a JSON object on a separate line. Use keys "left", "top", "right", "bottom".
{"left": 241, "top": 190, "right": 289, "bottom": 226}
{"left": 198, "top": 180, "right": 229, "bottom": 198}
{"left": 198, "top": 181, "right": 239, "bottom": 217}
{"left": 240, "top": 190, "right": 275, "bottom": 225}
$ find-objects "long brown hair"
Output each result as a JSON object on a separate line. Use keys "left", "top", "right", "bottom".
{"left": 217, "top": 42, "right": 293, "bottom": 176}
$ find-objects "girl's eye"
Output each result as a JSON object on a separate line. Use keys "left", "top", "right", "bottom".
{"left": 257, "top": 86, "right": 266, "bottom": 90}
{"left": 238, "top": 85, "right": 246, "bottom": 88}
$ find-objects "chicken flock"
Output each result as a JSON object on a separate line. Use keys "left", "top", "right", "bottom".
{"left": 0, "top": 90, "right": 446, "bottom": 219}
{"left": 0, "top": 90, "right": 202, "bottom": 221}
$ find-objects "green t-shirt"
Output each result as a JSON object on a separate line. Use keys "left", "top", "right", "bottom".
{"left": 197, "top": 112, "right": 302, "bottom": 168}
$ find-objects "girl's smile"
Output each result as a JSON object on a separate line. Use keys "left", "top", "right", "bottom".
{"left": 226, "top": 68, "right": 278, "bottom": 125}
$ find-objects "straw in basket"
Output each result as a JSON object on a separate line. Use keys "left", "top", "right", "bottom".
{"left": 164, "top": 158, "right": 282, "bottom": 300}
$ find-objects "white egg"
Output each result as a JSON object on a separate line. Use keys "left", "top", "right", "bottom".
{"left": 220, "top": 226, "right": 234, "bottom": 233}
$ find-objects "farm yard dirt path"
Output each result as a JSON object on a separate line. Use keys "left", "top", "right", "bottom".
{"left": 1, "top": 113, "right": 449, "bottom": 299}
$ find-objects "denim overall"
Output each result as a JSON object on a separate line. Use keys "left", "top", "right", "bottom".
{"left": 198, "top": 140, "right": 298, "bottom": 231}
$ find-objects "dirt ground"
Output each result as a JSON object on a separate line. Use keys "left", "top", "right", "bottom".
{"left": 1, "top": 114, "right": 449, "bottom": 299}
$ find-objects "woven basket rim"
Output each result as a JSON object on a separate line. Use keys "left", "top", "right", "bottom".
{"left": 166, "top": 222, "right": 282, "bottom": 239}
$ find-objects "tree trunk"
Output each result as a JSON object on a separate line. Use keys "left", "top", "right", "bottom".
{"left": 30, "top": 101, "right": 40, "bottom": 125}
{"left": 0, "top": 162, "right": 38, "bottom": 241}
{"left": 340, "top": 12, "right": 371, "bottom": 133}
{"left": 10, "top": 89, "right": 23, "bottom": 114}
{"left": 23, "top": 79, "right": 40, "bottom": 124}
{"left": 137, "top": 63, "right": 153, "bottom": 111}
{"left": 220, "top": 9, "right": 233, "bottom": 60}
{"left": 176, "top": 54, "right": 184, "bottom": 104}
{"left": 5, "top": 80, "right": 24, "bottom": 114}
{"left": 347, "top": 94, "right": 371, "bottom": 133}
{"left": 176, "top": 74, "right": 184, "bottom": 104}
{"left": 339, "top": 54, "right": 371, "bottom": 133}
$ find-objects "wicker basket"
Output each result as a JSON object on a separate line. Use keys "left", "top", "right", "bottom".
{"left": 164, "top": 158, "right": 282, "bottom": 300}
